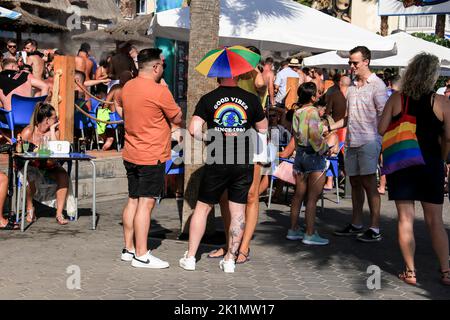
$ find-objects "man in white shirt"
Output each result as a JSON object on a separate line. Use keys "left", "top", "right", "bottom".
{"left": 274, "top": 59, "right": 299, "bottom": 108}
{"left": 437, "top": 78, "right": 450, "bottom": 95}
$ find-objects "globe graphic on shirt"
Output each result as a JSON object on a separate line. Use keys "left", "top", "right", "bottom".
{"left": 213, "top": 103, "right": 248, "bottom": 128}
{"left": 223, "top": 111, "right": 240, "bottom": 127}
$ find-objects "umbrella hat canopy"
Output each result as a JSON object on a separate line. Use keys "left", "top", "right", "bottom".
{"left": 196, "top": 45, "right": 260, "bottom": 78}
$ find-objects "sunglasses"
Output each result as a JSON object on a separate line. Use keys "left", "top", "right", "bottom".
{"left": 348, "top": 61, "right": 360, "bottom": 66}
{"left": 7, "top": 45, "right": 17, "bottom": 49}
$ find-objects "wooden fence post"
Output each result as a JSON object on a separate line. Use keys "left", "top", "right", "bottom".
{"left": 53, "top": 56, "right": 75, "bottom": 142}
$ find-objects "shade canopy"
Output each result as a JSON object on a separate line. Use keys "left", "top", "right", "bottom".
{"left": 0, "top": 6, "right": 68, "bottom": 32}
{"left": 72, "top": 15, "right": 154, "bottom": 44}
{"left": 303, "top": 32, "right": 450, "bottom": 74}
{"left": 0, "top": 6, "right": 21, "bottom": 19}
{"left": 148, "top": 0, "right": 397, "bottom": 58}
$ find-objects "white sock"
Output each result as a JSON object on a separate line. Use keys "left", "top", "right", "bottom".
{"left": 352, "top": 224, "right": 363, "bottom": 229}
{"left": 370, "top": 227, "right": 380, "bottom": 234}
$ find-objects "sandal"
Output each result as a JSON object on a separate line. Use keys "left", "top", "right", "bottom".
{"left": 56, "top": 215, "right": 68, "bottom": 225}
{"left": 440, "top": 269, "right": 450, "bottom": 286}
{"left": 0, "top": 219, "right": 19, "bottom": 230}
{"left": 26, "top": 208, "right": 37, "bottom": 223}
{"left": 398, "top": 269, "right": 417, "bottom": 285}
{"left": 207, "top": 247, "right": 227, "bottom": 259}
{"left": 236, "top": 248, "right": 251, "bottom": 264}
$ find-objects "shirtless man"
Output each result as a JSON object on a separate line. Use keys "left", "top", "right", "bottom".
{"left": 75, "top": 43, "right": 94, "bottom": 81}
{"left": 23, "top": 39, "right": 45, "bottom": 81}
{"left": 0, "top": 59, "right": 49, "bottom": 111}
{"left": 262, "top": 57, "right": 275, "bottom": 107}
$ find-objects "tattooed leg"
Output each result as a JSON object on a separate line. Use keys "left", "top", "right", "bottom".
{"left": 225, "top": 201, "right": 246, "bottom": 261}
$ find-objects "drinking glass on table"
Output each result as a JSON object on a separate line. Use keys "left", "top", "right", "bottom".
{"left": 38, "top": 136, "right": 51, "bottom": 156}
{"left": 23, "top": 140, "right": 30, "bottom": 153}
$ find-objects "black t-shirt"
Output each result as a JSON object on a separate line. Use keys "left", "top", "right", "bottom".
{"left": 0, "top": 70, "right": 29, "bottom": 96}
{"left": 193, "top": 85, "right": 265, "bottom": 165}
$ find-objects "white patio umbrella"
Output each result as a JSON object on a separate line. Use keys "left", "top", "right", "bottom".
{"left": 148, "top": 0, "right": 397, "bottom": 58}
{"left": 0, "top": 6, "right": 21, "bottom": 20}
{"left": 303, "top": 32, "right": 450, "bottom": 74}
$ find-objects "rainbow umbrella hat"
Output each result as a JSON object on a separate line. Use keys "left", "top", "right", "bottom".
{"left": 195, "top": 45, "right": 261, "bottom": 78}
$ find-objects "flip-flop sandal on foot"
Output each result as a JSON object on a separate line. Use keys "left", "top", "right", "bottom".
{"left": 236, "top": 250, "right": 250, "bottom": 264}
{"left": 0, "top": 220, "right": 19, "bottom": 230}
{"left": 207, "top": 248, "right": 226, "bottom": 259}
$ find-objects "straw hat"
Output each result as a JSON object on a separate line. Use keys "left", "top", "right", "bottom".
{"left": 288, "top": 58, "right": 302, "bottom": 67}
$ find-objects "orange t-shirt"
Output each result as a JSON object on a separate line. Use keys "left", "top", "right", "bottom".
{"left": 121, "top": 77, "right": 181, "bottom": 165}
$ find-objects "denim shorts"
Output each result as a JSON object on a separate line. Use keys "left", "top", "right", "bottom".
{"left": 293, "top": 146, "right": 327, "bottom": 175}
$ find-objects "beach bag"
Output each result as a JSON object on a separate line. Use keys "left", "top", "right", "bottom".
{"left": 381, "top": 95, "right": 425, "bottom": 175}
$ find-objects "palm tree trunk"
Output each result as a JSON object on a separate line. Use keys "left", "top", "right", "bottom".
{"left": 180, "top": 0, "right": 220, "bottom": 236}
{"left": 435, "top": 14, "right": 446, "bottom": 39}
{"left": 380, "top": 16, "right": 389, "bottom": 36}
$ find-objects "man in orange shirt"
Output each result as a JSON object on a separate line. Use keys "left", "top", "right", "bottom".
{"left": 116, "top": 48, "right": 183, "bottom": 269}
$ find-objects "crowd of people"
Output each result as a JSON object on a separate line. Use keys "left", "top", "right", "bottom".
{"left": 1, "top": 38, "right": 450, "bottom": 286}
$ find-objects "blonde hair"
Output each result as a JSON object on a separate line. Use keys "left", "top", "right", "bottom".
{"left": 400, "top": 53, "right": 440, "bottom": 100}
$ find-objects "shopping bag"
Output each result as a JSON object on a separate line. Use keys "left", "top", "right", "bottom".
{"left": 273, "top": 161, "right": 296, "bottom": 185}
{"left": 381, "top": 95, "right": 425, "bottom": 175}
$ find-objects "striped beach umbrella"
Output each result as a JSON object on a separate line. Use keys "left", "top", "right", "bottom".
{"left": 195, "top": 45, "right": 261, "bottom": 78}
{"left": 0, "top": 6, "right": 22, "bottom": 20}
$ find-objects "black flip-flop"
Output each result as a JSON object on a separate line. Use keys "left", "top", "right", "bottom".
{"left": 0, "top": 220, "right": 19, "bottom": 231}
{"left": 236, "top": 250, "right": 250, "bottom": 264}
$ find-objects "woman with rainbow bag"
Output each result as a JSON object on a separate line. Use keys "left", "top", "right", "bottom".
{"left": 378, "top": 53, "right": 450, "bottom": 287}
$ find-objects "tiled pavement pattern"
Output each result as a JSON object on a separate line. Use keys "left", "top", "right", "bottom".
{"left": 0, "top": 193, "right": 449, "bottom": 300}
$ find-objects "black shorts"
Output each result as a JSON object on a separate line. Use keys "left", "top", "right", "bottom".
{"left": 198, "top": 164, "right": 254, "bottom": 205}
{"left": 387, "top": 155, "right": 444, "bottom": 205}
{"left": 124, "top": 160, "right": 165, "bottom": 199}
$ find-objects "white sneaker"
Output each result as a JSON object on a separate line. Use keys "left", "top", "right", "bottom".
{"left": 179, "top": 251, "right": 196, "bottom": 271}
{"left": 131, "top": 251, "right": 169, "bottom": 269}
{"left": 219, "top": 258, "right": 235, "bottom": 273}
{"left": 121, "top": 248, "right": 135, "bottom": 262}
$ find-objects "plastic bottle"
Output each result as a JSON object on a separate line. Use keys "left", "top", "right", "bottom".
{"left": 79, "top": 138, "right": 86, "bottom": 154}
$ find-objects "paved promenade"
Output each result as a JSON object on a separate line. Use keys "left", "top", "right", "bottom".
{"left": 0, "top": 192, "right": 449, "bottom": 300}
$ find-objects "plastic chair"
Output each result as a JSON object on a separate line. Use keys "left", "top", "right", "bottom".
{"left": 325, "top": 142, "right": 345, "bottom": 204}
{"left": 105, "top": 111, "right": 123, "bottom": 152}
{"left": 163, "top": 149, "right": 184, "bottom": 199}
{"left": 268, "top": 156, "right": 326, "bottom": 215}
{"left": 0, "top": 94, "right": 48, "bottom": 140}
{"left": 267, "top": 157, "right": 294, "bottom": 209}
{"left": 74, "top": 99, "right": 100, "bottom": 150}
{"left": 165, "top": 149, "right": 184, "bottom": 175}
{"left": 87, "top": 98, "right": 101, "bottom": 150}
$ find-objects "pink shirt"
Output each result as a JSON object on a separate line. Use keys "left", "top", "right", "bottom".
{"left": 346, "top": 73, "right": 388, "bottom": 147}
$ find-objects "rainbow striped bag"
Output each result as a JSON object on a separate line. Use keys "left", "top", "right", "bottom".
{"left": 381, "top": 95, "right": 425, "bottom": 175}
